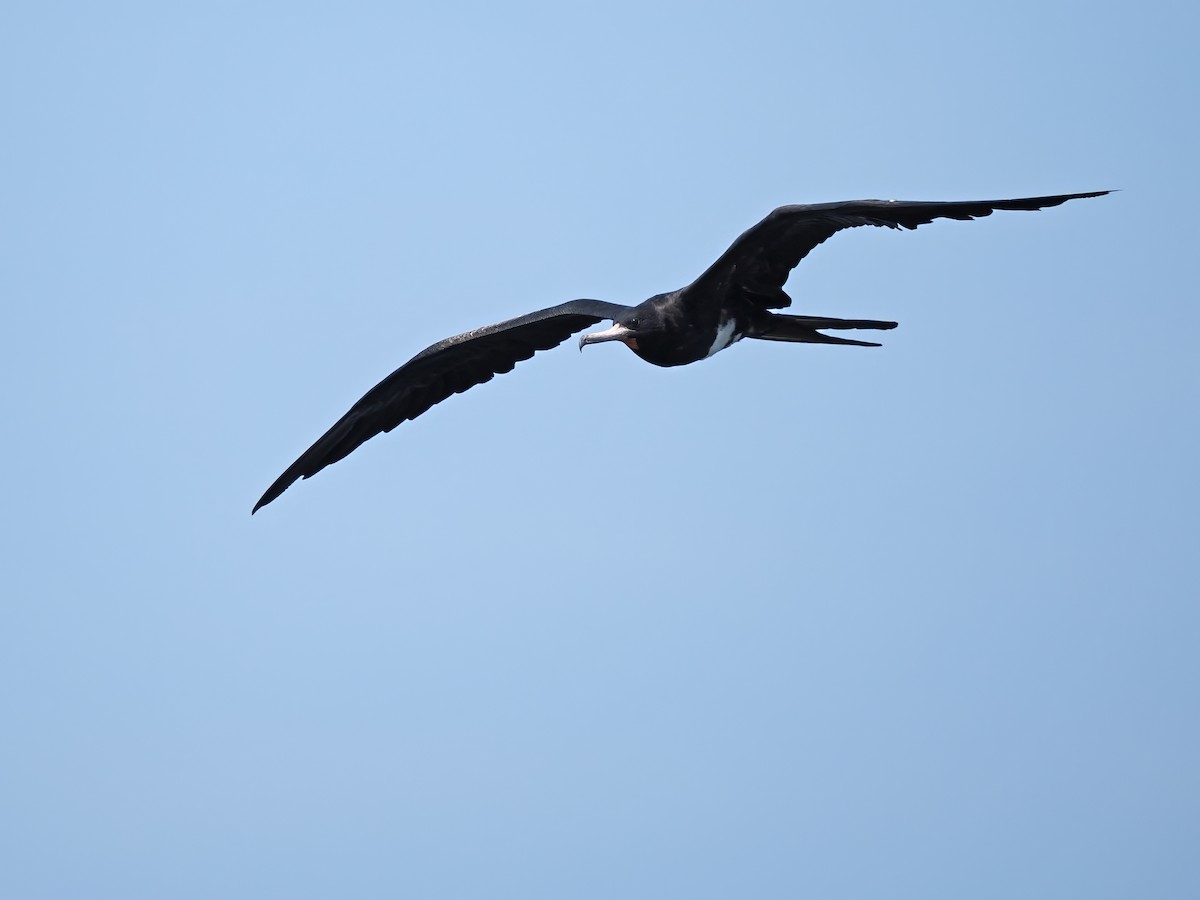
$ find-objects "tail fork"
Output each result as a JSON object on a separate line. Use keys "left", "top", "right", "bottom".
{"left": 748, "top": 312, "right": 898, "bottom": 347}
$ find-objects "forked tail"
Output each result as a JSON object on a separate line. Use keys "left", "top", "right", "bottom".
{"left": 748, "top": 313, "right": 899, "bottom": 347}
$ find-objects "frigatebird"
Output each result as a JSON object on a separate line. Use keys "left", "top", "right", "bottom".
{"left": 254, "top": 190, "right": 1108, "bottom": 512}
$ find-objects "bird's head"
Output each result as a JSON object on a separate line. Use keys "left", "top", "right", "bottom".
{"left": 578, "top": 296, "right": 674, "bottom": 360}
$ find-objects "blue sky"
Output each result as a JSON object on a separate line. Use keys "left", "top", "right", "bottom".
{"left": 3, "top": 1, "right": 1197, "bottom": 897}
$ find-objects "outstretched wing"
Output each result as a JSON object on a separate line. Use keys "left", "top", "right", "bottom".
{"left": 696, "top": 191, "right": 1110, "bottom": 309}
{"left": 253, "top": 299, "right": 630, "bottom": 512}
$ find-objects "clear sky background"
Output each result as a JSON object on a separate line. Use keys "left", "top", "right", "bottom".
{"left": 2, "top": 1, "right": 1197, "bottom": 897}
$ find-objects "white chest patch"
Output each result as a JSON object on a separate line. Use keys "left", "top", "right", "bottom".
{"left": 706, "top": 318, "right": 741, "bottom": 357}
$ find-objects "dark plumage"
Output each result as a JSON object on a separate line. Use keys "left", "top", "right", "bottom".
{"left": 254, "top": 190, "right": 1108, "bottom": 512}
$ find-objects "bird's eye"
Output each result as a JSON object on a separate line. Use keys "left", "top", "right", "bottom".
{"left": 628, "top": 317, "right": 640, "bottom": 328}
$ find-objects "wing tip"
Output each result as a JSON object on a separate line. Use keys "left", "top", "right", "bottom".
{"left": 1049, "top": 189, "right": 1113, "bottom": 203}
{"left": 252, "top": 471, "right": 298, "bottom": 514}
{"left": 251, "top": 492, "right": 275, "bottom": 515}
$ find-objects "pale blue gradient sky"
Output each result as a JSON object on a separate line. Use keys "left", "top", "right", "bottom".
{"left": 2, "top": 2, "right": 1198, "bottom": 898}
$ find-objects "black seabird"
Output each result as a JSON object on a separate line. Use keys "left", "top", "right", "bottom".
{"left": 254, "top": 190, "right": 1108, "bottom": 512}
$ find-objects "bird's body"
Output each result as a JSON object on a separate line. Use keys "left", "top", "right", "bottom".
{"left": 254, "top": 191, "right": 1108, "bottom": 512}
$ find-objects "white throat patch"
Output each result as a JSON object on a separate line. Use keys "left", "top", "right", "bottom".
{"left": 706, "top": 318, "right": 740, "bottom": 357}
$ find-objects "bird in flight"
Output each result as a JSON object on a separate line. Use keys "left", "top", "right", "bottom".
{"left": 254, "top": 190, "right": 1108, "bottom": 512}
